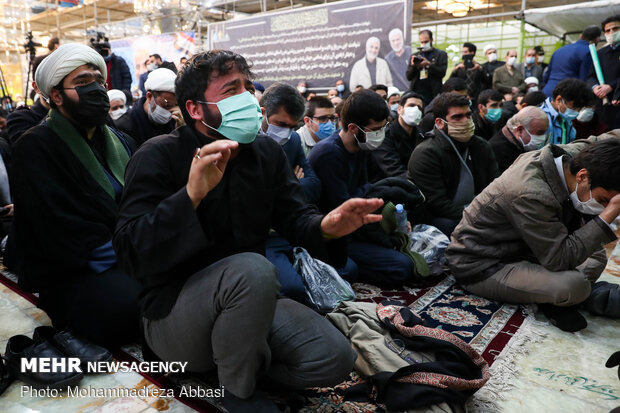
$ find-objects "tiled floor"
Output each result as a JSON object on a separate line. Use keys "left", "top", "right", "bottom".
{"left": 0, "top": 237, "right": 619, "bottom": 412}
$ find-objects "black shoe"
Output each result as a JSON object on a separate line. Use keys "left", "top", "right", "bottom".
{"left": 217, "top": 389, "right": 282, "bottom": 413}
{"left": 539, "top": 304, "right": 587, "bottom": 332}
{"left": 33, "top": 326, "right": 113, "bottom": 367}
{"left": 4, "top": 335, "right": 83, "bottom": 389}
{"left": 0, "top": 355, "right": 14, "bottom": 396}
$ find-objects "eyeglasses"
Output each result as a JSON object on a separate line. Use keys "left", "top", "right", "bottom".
{"left": 384, "top": 337, "right": 421, "bottom": 364}
{"left": 154, "top": 94, "right": 177, "bottom": 110}
{"left": 313, "top": 115, "right": 337, "bottom": 123}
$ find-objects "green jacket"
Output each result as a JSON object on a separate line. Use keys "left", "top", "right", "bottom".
{"left": 446, "top": 132, "right": 619, "bottom": 280}
{"left": 407, "top": 128, "right": 499, "bottom": 221}
{"left": 492, "top": 65, "right": 526, "bottom": 94}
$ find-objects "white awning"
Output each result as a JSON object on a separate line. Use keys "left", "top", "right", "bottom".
{"left": 524, "top": 0, "right": 620, "bottom": 42}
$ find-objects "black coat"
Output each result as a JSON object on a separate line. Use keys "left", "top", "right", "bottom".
{"left": 406, "top": 48, "right": 448, "bottom": 104}
{"left": 407, "top": 128, "right": 499, "bottom": 221}
{"left": 488, "top": 127, "right": 524, "bottom": 174}
{"left": 371, "top": 120, "right": 422, "bottom": 181}
{"left": 114, "top": 126, "right": 347, "bottom": 319}
{"left": 472, "top": 110, "right": 499, "bottom": 141}
{"left": 450, "top": 66, "right": 488, "bottom": 103}
{"left": 587, "top": 44, "right": 620, "bottom": 129}
{"left": 6, "top": 100, "right": 49, "bottom": 145}
{"left": 114, "top": 97, "right": 175, "bottom": 146}
{"left": 108, "top": 54, "right": 132, "bottom": 93}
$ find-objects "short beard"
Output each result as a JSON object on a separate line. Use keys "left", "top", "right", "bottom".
{"left": 200, "top": 102, "right": 226, "bottom": 139}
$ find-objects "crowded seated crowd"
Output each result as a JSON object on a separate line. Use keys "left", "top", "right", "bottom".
{"left": 0, "top": 14, "right": 619, "bottom": 413}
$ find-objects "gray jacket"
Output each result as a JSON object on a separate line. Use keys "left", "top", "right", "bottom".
{"left": 446, "top": 132, "right": 619, "bottom": 281}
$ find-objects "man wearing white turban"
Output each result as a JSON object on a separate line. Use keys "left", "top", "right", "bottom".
{"left": 11, "top": 43, "right": 141, "bottom": 349}
{"left": 115, "top": 67, "right": 183, "bottom": 146}
{"left": 107, "top": 89, "right": 127, "bottom": 121}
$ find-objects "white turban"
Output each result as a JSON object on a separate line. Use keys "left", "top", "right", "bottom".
{"left": 387, "top": 86, "right": 401, "bottom": 97}
{"left": 144, "top": 68, "right": 176, "bottom": 93}
{"left": 107, "top": 89, "right": 126, "bottom": 104}
{"left": 35, "top": 43, "right": 107, "bottom": 100}
{"left": 524, "top": 76, "right": 539, "bottom": 85}
{"left": 483, "top": 44, "right": 497, "bottom": 54}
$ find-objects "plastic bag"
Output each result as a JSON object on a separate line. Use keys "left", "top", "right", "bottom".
{"left": 292, "top": 247, "right": 356, "bottom": 313}
{"left": 409, "top": 224, "right": 450, "bottom": 275}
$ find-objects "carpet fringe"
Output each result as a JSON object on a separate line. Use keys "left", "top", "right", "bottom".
{"left": 465, "top": 305, "right": 548, "bottom": 413}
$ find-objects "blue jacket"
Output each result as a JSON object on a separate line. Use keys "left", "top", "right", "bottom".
{"left": 108, "top": 54, "right": 132, "bottom": 93}
{"left": 541, "top": 98, "right": 576, "bottom": 145}
{"left": 281, "top": 131, "right": 321, "bottom": 205}
{"left": 542, "top": 40, "right": 593, "bottom": 96}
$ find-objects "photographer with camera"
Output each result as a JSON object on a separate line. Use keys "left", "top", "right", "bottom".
{"left": 91, "top": 33, "right": 132, "bottom": 100}
{"left": 32, "top": 37, "right": 58, "bottom": 79}
{"left": 450, "top": 42, "right": 487, "bottom": 104}
{"left": 406, "top": 29, "right": 447, "bottom": 106}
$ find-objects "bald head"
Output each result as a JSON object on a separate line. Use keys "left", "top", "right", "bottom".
{"left": 507, "top": 106, "right": 548, "bottom": 132}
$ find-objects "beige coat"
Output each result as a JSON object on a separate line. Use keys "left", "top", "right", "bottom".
{"left": 492, "top": 65, "right": 525, "bottom": 94}
{"left": 446, "top": 132, "right": 619, "bottom": 281}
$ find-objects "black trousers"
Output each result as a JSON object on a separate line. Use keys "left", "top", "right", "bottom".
{"left": 38, "top": 266, "right": 141, "bottom": 348}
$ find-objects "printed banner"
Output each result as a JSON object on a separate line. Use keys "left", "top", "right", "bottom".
{"left": 110, "top": 31, "right": 195, "bottom": 90}
{"left": 208, "top": 0, "right": 412, "bottom": 92}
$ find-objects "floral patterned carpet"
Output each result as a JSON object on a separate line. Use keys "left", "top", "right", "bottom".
{"left": 0, "top": 270, "right": 526, "bottom": 413}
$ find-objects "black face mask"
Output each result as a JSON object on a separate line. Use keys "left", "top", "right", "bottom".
{"left": 62, "top": 82, "right": 110, "bottom": 127}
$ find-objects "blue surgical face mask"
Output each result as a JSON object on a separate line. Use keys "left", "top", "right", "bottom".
{"left": 312, "top": 119, "right": 336, "bottom": 140}
{"left": 485, "top": 107, "right": 502, "bottom": 123}
{"left": 560, "top": 99, "right": 579, "bottom": 121}
{"left": 198, "top": 91, "right": 263, "bottom": 144}
{"left": 336, "top": 84, "right": 345, "bottom": 92}
{"left": 525, "top": 57, "right": 536, "bottom": 65}
{"left": 390, "top": 104, "right": 399, "bottom": 112}
{"left": 266, "top": 123, "right": 292, "bottom": 145}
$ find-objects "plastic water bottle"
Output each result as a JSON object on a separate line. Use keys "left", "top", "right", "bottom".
{"left": 395, "top": 204, "right": 409, "bottom": 234}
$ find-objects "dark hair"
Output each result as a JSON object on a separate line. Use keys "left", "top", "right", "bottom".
{"left": 522, "top": 91, "right": 547, "bottom": 107}
{"left": 48, "top": 37, "right": 59, "bottom": 51}
{"left": 552, "top": 78, "right": 595, "bottom": 109}
{"left": 582, "top": 25, "right": 602, "bottom": 42}
{"left": 305, "top": 96, "right": 334, "bottom": 118}
{"left": 260, "top": 82, "right": 305, "bottom": 121}
{"left": 149, "top": 53, "right": 162, "bottom": 61}
{"left": 533, "top": 45, "right": 545, "bottom": 55}
{"left": 369, "top": 84, "right": 388, "bottom": 93}
{"left": 176, "top": 50, "right": 253, "bottom": 126}
{"left": 570, "top": 139, "right": 620, "bottom": 192}
{"left": 341, "top": 89, "right": 389, "bottom": 130}
{"left": 463, "top": 42, "right": 477, "bottom": 54}
{"left": 477, "top": 89, "right": 503, "bottom": 106}
{"left": 442, "top": 77, "right": 467, "bottom": 93}
{"left": 245, "top": 79, "right": 255, "bottom": 94}
{"left": 433, "top": 92, "right": 470, "bottom": 120}
{"left": 399, "top": 91, "right": 424, "bottom": 107}
{"left": 0, "top": 108, "right": 7, "bottom": 119}
{"left": 419, "top": 29, "right": 433, "bottom": 40}
{"left": 602, "top": 15, "right": 620, "bottom": 30}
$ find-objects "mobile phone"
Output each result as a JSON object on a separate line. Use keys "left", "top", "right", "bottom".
{"left": 463, "top": 54, "right": 474, "bottom": 69}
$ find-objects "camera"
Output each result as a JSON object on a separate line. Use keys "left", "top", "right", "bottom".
{"left": 23, "top": 32, "right": 42, "bottom": 60}
{"left": 413, "top": 55, "right": 423, "bottom": 64}
{"left": 90, "top": 32, "right": 111, "bottom": 57}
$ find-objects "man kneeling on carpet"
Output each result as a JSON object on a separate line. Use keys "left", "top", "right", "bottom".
{"left": 446, "top": 133, "right": 620, "bottom": 332}
{"left": 113, "top": 50, "right": 383, "bottom": 412}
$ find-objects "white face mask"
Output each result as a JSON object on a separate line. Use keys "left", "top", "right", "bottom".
{"left": 606, "top": 30, "right": 620, "bottom": 45}
{"left": 353, "top": 123, "right": 386, "bottom": 151}
{"left": 570, "top": 181, "right": 605, "bottom": 215}
{"left": 420, "top": 42, "right": 431, "bottom": 51}
{"left": 507, "top": 56, "right": 517, "bottom": 66}
{"left": 110, "top": 107, "right": 127, "bottom": 120}
{"left": 576, "top": 107, "right": 595, "bottom": 123}
{"left": 487, "top": 52, "right": 497, "bottom": 62}
{"left": 147, "top": 63, "right": 158, "bottom": 71}
{"left": 298, "top": 86, "right": 307, "bottom": 94}
{"left": 148, "top": 100, "right": 172, "bottom": 125}
{"left": 537, "top": 55, "right": 545, "bottom": 63}
{"left": 528, "top": 86, "right": 539, "bottom": 92}
{"left": 265, "top": 123, "right": 292, "bottom": 145}
{"left": 518, "top": 127, "right": 546, "bottom": 151}
{"left": 401, "top": 106, "right": 422, "bottom": 126}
